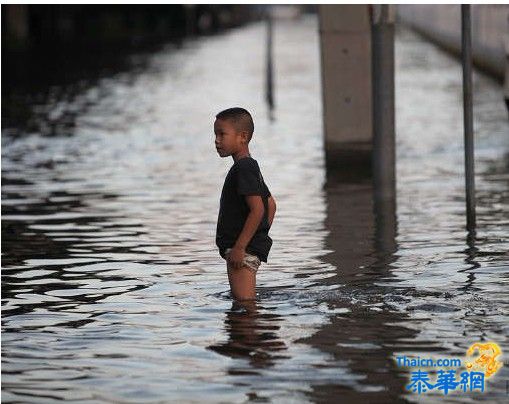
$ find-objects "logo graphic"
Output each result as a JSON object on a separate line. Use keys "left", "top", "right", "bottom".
{"left": 465, "top": 342, "right": 503, "bottom": 378}
{"left": 396, "top": 342, "right": 503, "bottom": 395}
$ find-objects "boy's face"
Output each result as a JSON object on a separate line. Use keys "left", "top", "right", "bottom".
{"left": 214, "top": 118, "right": 247, "bottom": 157}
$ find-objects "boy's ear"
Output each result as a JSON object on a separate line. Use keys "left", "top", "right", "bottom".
{"left": 239, "top": 131, "right": 249, "bottom": 143}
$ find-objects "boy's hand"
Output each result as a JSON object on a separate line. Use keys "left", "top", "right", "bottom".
{"left": 227, "top": 245, "right": 245, "bottom": 269}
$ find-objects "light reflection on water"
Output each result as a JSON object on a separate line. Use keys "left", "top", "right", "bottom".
{"left": 2, "top": 16, "right": 508, "bottom": 403}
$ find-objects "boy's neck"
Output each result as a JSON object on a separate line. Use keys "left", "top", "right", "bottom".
{"left": 232, "top": 149, "right": 251, "bottom": 163}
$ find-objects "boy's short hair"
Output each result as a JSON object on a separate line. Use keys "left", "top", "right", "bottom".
{"left": 215, "top": 107, "right": 254, "bottom": 142}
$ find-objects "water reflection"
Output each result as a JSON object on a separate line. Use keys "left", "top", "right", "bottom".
{"left": 298, "top": 169, "right": 418, "bottom": 401}
{"left": 2, "top": 39, "right": 164, "bottom": 137}
{"left": 207, "top": 300, "right": 288, "bottom": 369}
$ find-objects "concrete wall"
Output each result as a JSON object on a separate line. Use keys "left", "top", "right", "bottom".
{"left": 397, "top": 5, "right": 508, "bottom": 82}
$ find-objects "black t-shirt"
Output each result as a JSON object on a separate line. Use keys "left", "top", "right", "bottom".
{"left": 216, "top": 156, "right": 273, "bottom": 262}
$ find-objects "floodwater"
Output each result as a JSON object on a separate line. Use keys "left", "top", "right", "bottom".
{"left": 2, "top": 14, "right": 508, "bottom": 403}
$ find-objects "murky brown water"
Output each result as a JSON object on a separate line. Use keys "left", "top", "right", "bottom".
{"left": 2, "top": 16, "right": 508, "bottom": 403}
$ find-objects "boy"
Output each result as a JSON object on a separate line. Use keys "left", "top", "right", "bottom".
{"left": 214, "top": 107, "right": 276, "bottom": 301}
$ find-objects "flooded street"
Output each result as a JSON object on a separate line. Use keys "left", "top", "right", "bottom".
{"left": 2, "top": 15, "right": 508, "bottom": 403}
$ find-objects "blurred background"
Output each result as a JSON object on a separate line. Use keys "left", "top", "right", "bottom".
{"left": 2, "top": 4, "right": 508, "bottom": 403}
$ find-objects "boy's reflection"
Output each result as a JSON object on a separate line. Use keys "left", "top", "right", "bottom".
{"left": 207, "top": 299, "right": 288, "bottom": 369}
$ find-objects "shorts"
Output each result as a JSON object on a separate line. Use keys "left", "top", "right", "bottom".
{"left": 224, "top": 248, "right": 261, "bottom": 273}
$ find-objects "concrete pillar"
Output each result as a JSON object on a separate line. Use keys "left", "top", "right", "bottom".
{"left": 318, "top": 5, "right": 373, "bottom": 171}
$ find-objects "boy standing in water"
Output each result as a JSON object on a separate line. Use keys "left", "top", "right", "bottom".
{"left": 214, "top": 107, "right": 276, "bottom": 301}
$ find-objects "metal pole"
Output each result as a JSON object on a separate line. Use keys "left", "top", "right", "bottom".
{"left": 461, "top": 4, "right": 476, "bottom": 232}
{"left": 266, "top": 5, "right": 274, "bottom": 120}
{"left": 372, "top": 5, "right": 396, "bottom": 202}
{"left": 183, "top": 5, "right": 196, "bottom": 37}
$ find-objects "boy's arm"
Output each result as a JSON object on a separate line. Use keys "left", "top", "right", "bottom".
{"left": 267, "top": 195, "right": 276, "bottom": 228}
{"left": 229, "top": 195, "right": 265, "bottom": 269}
